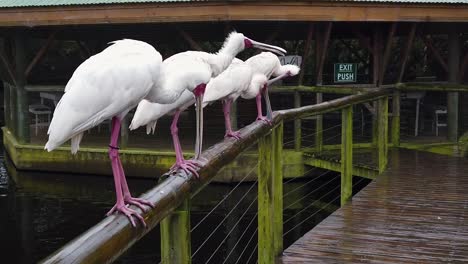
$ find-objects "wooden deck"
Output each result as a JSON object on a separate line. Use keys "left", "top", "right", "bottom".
{"left": 282, "top": 149, "right": 468, "bottom": 263}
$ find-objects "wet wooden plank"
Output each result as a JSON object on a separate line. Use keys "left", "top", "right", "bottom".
{"left": 283, "top": 149, "right": 468, "bottom": 263}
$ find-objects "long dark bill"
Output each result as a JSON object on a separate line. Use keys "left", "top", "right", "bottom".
{"left": 194, "top": 93, "right": 204, "bottom": 160}
{"left": 249, "top": 39, "right": 287, "bottom": 56}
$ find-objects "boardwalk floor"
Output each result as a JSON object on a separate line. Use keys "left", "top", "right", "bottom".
{"left": 283, "top": 149, "right": 468, "bottom": 263}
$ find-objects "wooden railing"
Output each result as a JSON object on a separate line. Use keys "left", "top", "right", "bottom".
{"left": 40, "top": 88, "right": 392, "bottom": 264}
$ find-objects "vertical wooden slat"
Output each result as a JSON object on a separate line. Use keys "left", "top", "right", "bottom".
{"left": 377, "top": 96, "right": 389, "bottom": 173}
{"left": 391, "top": 91, "right": 400, "bottom": 147}
{"left": 258, "top": 122, "right": 283, "bottom": 264}
{"left": 294, "top": 91, "right": 301, "bottom": 151}
{"left": 379, "top": 23, "right": 397, "bottom": 86}
{"left": 3, "top": 82, "right": 10, "bottom": 130}
{"left": 315, "top": 94, "right": 323, "bottom": 152}
{"left": 160, "top": 198, "right": 191, "bottom": 264}
{"left": 341, "top": 106, "right": 353, "bottom": 206}
{"left": 398, "top": 23, "right": 417, "bottom": 83}
{"left": 447, "top": 28, "right": 460, "bottom": 142}
{"left": 298, "top": 23, "right": 314, "bottom": 86}
{"left": 14, "top": 31, "right": 30, "bottom": 143}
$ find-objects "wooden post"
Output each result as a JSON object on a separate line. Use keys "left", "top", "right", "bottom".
{"left": 379, "top": 23, "right": 397, "bottom": 86}
{"left": 398, "top": 23, "right": 417, "bottom": 83}
{"left": 9, "top": 82, "right": 17, "bottom": 136}
{"left": 298, "top": 23, "right": 314, "bottom": 86}
{"left": 315, "top": 93, "right": 323, "bottom": 152}
{"left": 391, "top": 91, "right": 400, "bottom": 147}
{"left": 14, "top": 32, "right": 30, "bottom": 143}
{"left": 447, "top": 29, "right": 460, "bottom": 142}
{"left": 341, "top": 106, "right": 353, "bottom": 206}
{"left": 160, "top": 199, "right": 191, "bottom": 264}
{"left": 377, "top": 96, "right": 389, "bottom": 173}
{"left": 258, "top": 121, "right": 283, "bottom": 264}
{"left": 294, "top": 91, "right": 301, "bottom": 151}
{"left": 3, "top": 82, "right": 11, "bottom": 130}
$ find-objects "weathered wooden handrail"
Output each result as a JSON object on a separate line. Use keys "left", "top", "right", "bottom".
{"left": 40, "top": 88, "right": 392, "bottom": 264}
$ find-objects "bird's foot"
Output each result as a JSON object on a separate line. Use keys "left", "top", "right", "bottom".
{"left": 256, "top": 116, "right": 272, "bottom": 125}
{"left": 106, "top": 202, "right": 147, "bottom": 228}
{"left": 123, "top": 196, "right": 154, "bottom": 212}
{"left": 225, "top": 130, "right": 242, "bottom": 140}
{"left": 170, "top": 159, "right": 201, "bottom": 178}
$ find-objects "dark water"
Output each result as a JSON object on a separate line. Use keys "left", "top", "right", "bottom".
{"left": 0, "top": 153, "right": 369, "bottom": 264}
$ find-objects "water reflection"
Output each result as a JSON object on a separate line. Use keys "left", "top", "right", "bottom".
{"left": 0, "top": 154, "right": 369, "bottom": 264}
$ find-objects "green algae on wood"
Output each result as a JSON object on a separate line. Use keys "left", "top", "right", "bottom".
{"left": 258, "top": 122, "right": 283, "bottom": 264}
{"left": 161, "top": 198, "right": 191, "bottom": 264}
{"left": 341, "top": 106, "right": 353, "bottom": 206}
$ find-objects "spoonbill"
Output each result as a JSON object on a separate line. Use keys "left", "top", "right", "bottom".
{"left": 45, "top": 33, "right": 286, "bottom": 227}
{"left": 129, "top": 59, "right": 260, "bottom": 175}
{"left": 244, "top": 52, "right": 300, "bottom": 122}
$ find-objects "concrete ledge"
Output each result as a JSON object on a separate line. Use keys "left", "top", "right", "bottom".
{"left": 2, "top": 127, "right": 305, "bottom": 182}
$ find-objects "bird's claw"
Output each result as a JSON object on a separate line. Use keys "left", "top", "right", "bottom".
{"left": 170, "top": 159, "right": 201, "bottom": 178}
{"left": 225, "top": 131, "right": 242, "bottom": 140}
{"left": 106, "top": 202, "right": 147, "bottom": 228}
{"left": 124, "top": 196, "right": 154, "bottom": 212}
{"left": 257, "top": 116, "right": 272, "bottom": 125}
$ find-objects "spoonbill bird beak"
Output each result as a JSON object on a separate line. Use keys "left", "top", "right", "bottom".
{"left": 245, "top": 38, "right": 286, "bottom": 56}
{"left": 193, "top": 84, "right": 206, "bottom": 160}
{"left": 262, "top": 84, "right": 273, "bottom": 121}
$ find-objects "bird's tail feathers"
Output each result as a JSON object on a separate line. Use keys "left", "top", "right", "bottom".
{"left": 71, "top": 132, "right": 84, "bottom": 154}
{"left": 146, "top": 121, "right": 157, "bottom": 135}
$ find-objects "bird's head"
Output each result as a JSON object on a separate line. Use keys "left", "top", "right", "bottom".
{"left": 220, "top": 31, "right": 286, "bottom": 57}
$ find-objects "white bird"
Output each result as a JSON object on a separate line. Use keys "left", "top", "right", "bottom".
{"left": 244, "top": 52, "right": 300, "bottom": 122}
{"left": 45, "top": 39, "right": 161, "bottom": 227}
{"left": 130, "top": 33, "right": 286, "bottom": 176}
{"left": 44, "top": 33, "right": 285, "bottom": 226}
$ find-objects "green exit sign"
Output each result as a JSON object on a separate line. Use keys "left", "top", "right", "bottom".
{"left": 334, "top": 63, "right": 357, "bottom": 83}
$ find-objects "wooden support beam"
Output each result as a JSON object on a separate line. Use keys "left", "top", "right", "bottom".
{"left": 341, "top": 106, "right": 353, "bottom": 206}
{"left": 76, "top": 40, "right": 91, "bottom": 60}
{"left": 424, "top": 35, "right": 449, "bottom": 73}
{"left": 460, "top": 52, "right": 468, "bottom": 82}
{"left": 25, "top": 30, "right": 57, "bottom": 79}
{"left": 14, "top": 32, "right": 30, "bottom": 143}
{"left": 377, "top": 96, "right": 389, "bottom": 173}
{"left": 3, "top": 82, "right": 11, "bottom": 130}
{"left": 298, "top": 23, "right": 314, "bottom": 86}
{"left": 177, "top": 28, "right": 203, "bottom": 51}
{"left": 315, "top": 93, "right": 323, "bottom": 152}
{"left": 372, "top": 28, "right": 382, "bottom": 86}
{"left": 398, "top": 23, "right": 417, "bottom": 83}
{"left": 258, "top": 122, "right": 283, "bottom": 264}
{"left": 391, "top": 91, "right": 400, "bottom": 147}
{"left": 316, "top": 22, "right": 332, "bottom": 86}
{"left": 379, "top": 23, "right": 397, "bottom": 86}
{"left": 0, "top": 38, "right": 17, "bottom": 86}
{"left": 160, "top": 199, "right": 191, "bottom": 264}
{"left": 447, "top": 29, "right": 460, "bottom": 142}
{"left": 294, "top": 91, "right": 301, "bottom": 151}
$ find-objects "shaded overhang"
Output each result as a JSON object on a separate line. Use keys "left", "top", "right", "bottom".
{"left": 0, "top": 1, "right": 468, "bottom": 27}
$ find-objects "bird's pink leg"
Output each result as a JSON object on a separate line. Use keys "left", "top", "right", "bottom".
{"left": 117, "top": 157, "right": 154, "bottom": 212}
{"left": 223, "top": 99, "right": 241, "bottom": 139}
{"left": 106, "top": 117, "right": 146, "bottom": 227}
{"left": 256, "top": 92, "right": 271, "bottom": 125}
{"left": 169, "top": 110, "right": 200, "bottom": 177}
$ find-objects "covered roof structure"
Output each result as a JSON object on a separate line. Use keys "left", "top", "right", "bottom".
{"left": 0, "top": 0, "right": 467, "bottom": 27}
